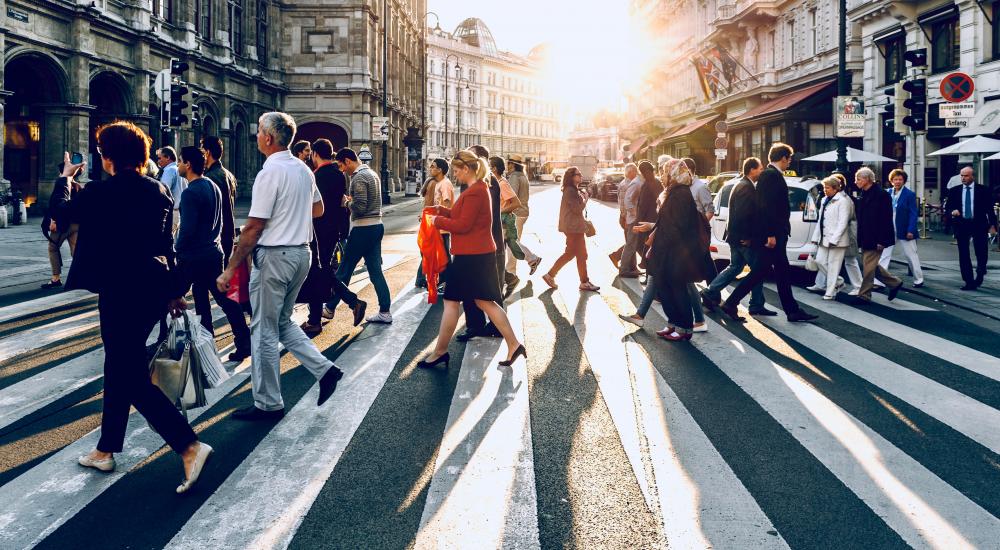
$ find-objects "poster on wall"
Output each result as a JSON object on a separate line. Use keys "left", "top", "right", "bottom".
{"left": 834, "top": 96, "right": 866, "bottom": 138}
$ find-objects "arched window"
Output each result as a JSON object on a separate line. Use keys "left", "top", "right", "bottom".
{"left": 257, "top": 1, "right": 269, "bottom": 65}
{"left": 196, "top": 0, "right": 212, "bottom": 40}
{"left": 229, "top": 0, "right": 244, "bottom": 55}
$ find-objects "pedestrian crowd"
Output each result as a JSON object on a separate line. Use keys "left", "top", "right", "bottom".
{"left": 34, "top": 107, "right": 994, "bottom": 494}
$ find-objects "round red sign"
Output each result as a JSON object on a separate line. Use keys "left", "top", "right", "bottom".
{"left": 941, "top": 73, "right": 974, "bottom": 103}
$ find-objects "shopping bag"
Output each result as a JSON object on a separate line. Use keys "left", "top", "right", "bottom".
{"left": 804, "top": 255, "right": 819, "bottom": 272}
{"left": 417, "top": 207, "right": 448, "bottom": 303}
{"left": 227, "top": 260, "right": 251, "bottom": 304}
{"left": 190, "top": 313, "right": 230, "bottom": 388}
{"left": 150, "top": 313, "right": 206, "bottom": 417}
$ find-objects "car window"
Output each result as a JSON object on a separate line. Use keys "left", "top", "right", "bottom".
{"left": 787, "top": 182, "right": 823, "bottom": 212}
{"left": 718, "top": 184, "right": 734, "bottom": 210}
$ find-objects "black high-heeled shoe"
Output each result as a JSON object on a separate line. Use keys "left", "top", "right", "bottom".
{"left": 499, "top": 344, "right": 527, "bottom": 366}
{"left": 417, "top": 352, "right": 450, "bottom": 369}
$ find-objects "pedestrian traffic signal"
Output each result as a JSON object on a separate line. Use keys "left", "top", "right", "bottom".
{"left": 902, "top": 78, "right": 927, "bottom": 132}
{"left": 190, "top": 92, "right": 201, "bottom": 128}
{"left": 170, "top": 59, "right": 189, "bottom": 76}
{"left": 904, "top": 48, "right": 927, "bottom": 69}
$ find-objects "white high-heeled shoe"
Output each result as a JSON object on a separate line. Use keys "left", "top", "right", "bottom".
{"left": 176, "top": 443, "right": 214, "bottom": 494}
{"left": 78, "top": 453, "right": 116, "bottom": 472}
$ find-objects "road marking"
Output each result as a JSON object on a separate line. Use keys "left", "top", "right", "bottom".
{"left": 0, "top": 291, "right": 93, "bottom": 324}
{"left": 0, "top": 310, "right": 99, "bottom": 364}
{"left": 783, "top": 285, "right": 1000, "bottom": 383}
{"left": 167, "top": 286, "right": 431, "bottom": 550}
{"left": 639, "top": 302, "right": 1000, "bottom": 549}
{"left": 0, "top": 308, "right": 304, "bottom": 549}
{"left": 414, "top": 295, "right": 540, "bottom": 550}
{"left": 754, "top": 312, "right": 1000, "bottom": 456}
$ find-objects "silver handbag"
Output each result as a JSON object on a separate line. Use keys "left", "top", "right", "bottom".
{"left": 149, "top": 313, "right": 206, "bottom": 417}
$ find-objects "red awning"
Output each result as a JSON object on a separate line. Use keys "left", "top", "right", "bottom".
{"left": 730, "top": 80, "right": 836, "bottom": 124}
{"left": 625, "top": 136, "right": 648, "bottom": 155}
{"left": 665, "top": 117, "right": 718, "bottom": 140}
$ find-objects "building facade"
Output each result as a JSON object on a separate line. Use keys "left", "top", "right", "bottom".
{"left": 853, "top": 0, "right": 1000, "bottom": 202}
{"left": 625, "top": 0, "right": 862, "bottom": 179}
{"left": 426, "top": 18, "right": 564, "bottom": 173}
{"left": 280, "top": 0, "right": 425, "bottom": 190}
{"left": 2, "top": 0, "right": 285, "bottom": 209}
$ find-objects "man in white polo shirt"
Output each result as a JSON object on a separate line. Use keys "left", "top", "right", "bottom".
{"left": 217, "top": 111, "right": 344, "bottom": 421}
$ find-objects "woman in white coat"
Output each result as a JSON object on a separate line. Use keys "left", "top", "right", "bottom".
{"left": 810, "top": 176, "right": 854, "bottom": 300}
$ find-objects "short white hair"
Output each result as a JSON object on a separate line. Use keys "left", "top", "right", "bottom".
{"left": 657, "top": 154, "right": 673, "bottom": 168}
{"left": 258, "top": 112, "right": 297, "bottom": 148}
{"left": 624, "top": 162, "right": 637, "bottom": 172}
{"left": 855, "top": 167, "right": 876, "bottom": 183}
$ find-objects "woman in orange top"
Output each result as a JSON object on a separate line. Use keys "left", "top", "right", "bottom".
{"left": 417, "top": 150, "right": 526, "bottom": 369}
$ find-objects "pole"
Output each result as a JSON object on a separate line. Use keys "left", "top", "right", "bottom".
{"left": 444, "top": 60, "right": 450, "bottom": 157}
{"left": 500, "top": 109, "right": 504, "bottom": 157}
{"left": 835, "top": 0, "right": 849, "bottom": 176}
{"left": 381, "top": 0, "right": 390, "bottom": 204}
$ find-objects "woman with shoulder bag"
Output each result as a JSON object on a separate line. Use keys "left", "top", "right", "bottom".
{"left": 66, "top": 121, "right": 212, "bottom": 494}
{"left": 541, "top": 167, "right": 599, "bottom": 292}
{"left": 810, "top": 176, "right": 854, "bottom": 300}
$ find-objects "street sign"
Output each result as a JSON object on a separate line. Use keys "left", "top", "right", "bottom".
{"left": 941, "top": 73, "right": 974, "bottom": 103}
{"left": 945, "top": 118, "right": 969, "bottom": 128}
{"left": 714, "top": 148, "right": 727, "bottom": 159}
{"left": 153, "top": 69, "right": 171, "bottom": 101}
{"left": 358, "top": 144, "right": 373, "bottom": 163}
{"left": 714, "top": 137, "right": 728, "bottom": 149}
{"left": 939, "top": 101, "right": 975, "bottom": 119}
{"left": 715, "top": 120, "right": 728, "bottom": 133}
{"left": 372, "top": 117, "right": 389, "bottom": 141}
{"left": 834, "top": 96, "right": 866, "bottom": 138}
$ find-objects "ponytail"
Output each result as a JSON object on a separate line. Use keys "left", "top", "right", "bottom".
{"left": 475, "top": 157, "right": 489, "bottom": 182}
{"left": 450, "top": 150, "right": 489, "bottom": 184}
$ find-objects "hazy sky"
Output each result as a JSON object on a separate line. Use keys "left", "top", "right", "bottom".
{"left": 427, "top": 0, "right": 628, "bottom": 56}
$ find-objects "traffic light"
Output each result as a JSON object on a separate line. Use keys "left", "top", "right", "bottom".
{"left": 190, "top": 92, "right": 201, "bottom": 129}
{"left": 902, "top": 78, "right": 927, "bottom": 132}
{"left": 903, "top": 48, "right": 927, "bottom": 69}
{"left": 170, "top": 59, "right": 189, "bottom": 77}
{"left": 891, "top": 81, "right": 909, "bottom": 134}
{"left": 169, "top": 82, "right": 189, "bottom": 126}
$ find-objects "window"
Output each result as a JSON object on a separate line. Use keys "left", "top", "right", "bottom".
{"left": 153, "top": 0, "right": 173, "bottom": 21}
{"left": 809, "top": 9, "right": 818, "bottom": 55}
{"left": 428, "top": 82, "right": 434, "bottom": 98}
{"left": 430, "top": 60, "right": 435, "bottom": 75}
{"left": 196, "top": 0, "right": 212, "bottom": 40}
{"left": 769, "top": 30, "right": 777, "bottom": 68}
{"left": 882, "top": 34, "right": 905, "bottom": 85}
{"left": 257, "top": 1, "right": 269, "bottom": 65}
{"left": 229, "top": 0, "right": 243, "bottom": 55}
{"left": 470, "top": 69, "right": 477, "bottom": 83}
{"left": 786, "top": 19, "right": 796, "bottom": 65}
{"left": 931, "top": 17, "right": 959, "bottom": 72}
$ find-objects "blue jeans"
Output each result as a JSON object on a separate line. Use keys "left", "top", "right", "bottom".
{"left": 704, "top": 244, "right": 765, "bottom": 310}
{"left": 636, "top": 276, "right": 704, "bottom": 323}
{"left": 326, "top": 224, "right": 391, "bottom": 313}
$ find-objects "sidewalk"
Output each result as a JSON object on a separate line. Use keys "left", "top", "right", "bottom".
{"left": 884, "top": 229, "right": 1000, "bottom": 320}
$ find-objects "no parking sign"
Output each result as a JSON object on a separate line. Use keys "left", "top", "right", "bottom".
{"left": 940, "top": 73, "right": 974, "bottom": 103}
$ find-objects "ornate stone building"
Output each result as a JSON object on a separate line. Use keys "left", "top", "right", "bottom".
{"left": 1, "top": 0, "right": 284, "bottom": 208}
{"left": 1, "top": 0, "right": 425, "bottom": 212}
{"left": 281, "top": 0, "right": 425, "bottom": 190}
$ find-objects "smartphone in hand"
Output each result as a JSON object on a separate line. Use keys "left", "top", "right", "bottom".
{"left": 71, "top": 152, "right": 84, "bottom": 165}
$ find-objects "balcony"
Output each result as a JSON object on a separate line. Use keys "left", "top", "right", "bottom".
{"left": 713, "top": 0, "right": 783, "bottom": 27}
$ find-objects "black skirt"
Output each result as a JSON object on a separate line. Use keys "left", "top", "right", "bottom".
{"left": 443, "top": 252, "right": 502, "bottom": 303}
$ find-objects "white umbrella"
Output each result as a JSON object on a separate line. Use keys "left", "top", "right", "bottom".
{"left": 801, "top": 147, "right": 896, "bottom": 163}
{"left": 983, "top": 151, "right": 1000, "bottom": 161}
{"left": 927, "top": 135, "right": 1000, "bottom": 156}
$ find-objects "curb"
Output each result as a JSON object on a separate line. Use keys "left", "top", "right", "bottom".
{"left": 887, "top": 259, "right": 1000, "bottom": 322}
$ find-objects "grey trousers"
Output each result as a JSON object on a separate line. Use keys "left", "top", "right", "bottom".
{"left": 250, "top": 245, "right": 335, "bottom": 411}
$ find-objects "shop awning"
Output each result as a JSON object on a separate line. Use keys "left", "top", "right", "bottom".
{"left": 624, "top": 136, "right": 648, "bottom": 154}
{"left": 729, "top": 80, "right": 836, "bottom": 124}
{"left": 956, "top": 100, "right": 1000, "bottom": 137}
{"left": 664, "top": 117, "right": 718, "bottom": 141}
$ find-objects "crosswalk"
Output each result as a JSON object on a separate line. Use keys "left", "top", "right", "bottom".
{"left": 1, "top": 229, "right": 999, "bottom": 549}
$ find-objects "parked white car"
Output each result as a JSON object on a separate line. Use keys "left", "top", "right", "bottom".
{"left": 709, "top": 175, "right": 823, "bottom": 268}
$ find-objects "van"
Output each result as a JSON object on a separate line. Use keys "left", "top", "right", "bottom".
{"left": 709, "top": 175, "right": 823, "bottom": 268}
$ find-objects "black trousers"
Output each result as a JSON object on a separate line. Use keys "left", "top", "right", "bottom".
{"left": 97, "top": 292, "right": 198, "bottom": 454}
{"left": 725, "top": 241, "right": 800, "bottom": 314}
{"left": 658, "top": 275, "right": 693, "bottom": 331}
{"left": 309, "top": 238, "right": 358, "bottom": 325}
{"left": 954, "top": 219, "right": 988, "bottom": 284}
{"left": 183, "top": 256, "right": 251, "bottom": 354}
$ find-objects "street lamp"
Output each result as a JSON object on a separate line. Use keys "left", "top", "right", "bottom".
{"left": 835, "top": 0, "right": 849, "bottom": 176}
{"left": 456, "top": 77, "right": 469, "bottom": 150}
{"left": 424, "top": 12, "right": 440, "bottom": 164}
{"left": 499, "top": 108, "right": 505, "bottom": 157}
{"left": 380, "top": 0, "right": 390, "bottom": 204}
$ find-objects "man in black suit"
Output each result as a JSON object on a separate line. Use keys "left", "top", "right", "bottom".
{"left": 201, "top": 136, "right": 238, "bottom": 265}
{"left": 701, "top": 157, "right": 774, "bottom": 315}
{"left": 720, "top": 143, "right": 816, "bottom": 323}
{"left": 946, "top": 166, "right": 998, "bottom": 290}
{"left": 855, "top": 167, "right": 902, "bottom": 302}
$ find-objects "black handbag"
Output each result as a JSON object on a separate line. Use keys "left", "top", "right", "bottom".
{"left": 296, "top": 238, "right": 335, "bottom": 304}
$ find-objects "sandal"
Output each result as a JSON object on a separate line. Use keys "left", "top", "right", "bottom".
{"left": 579, "top": 281, "right": 600, "bottom": 292}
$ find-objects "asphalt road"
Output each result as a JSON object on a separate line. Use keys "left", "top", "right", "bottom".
{"left": 1, "top": 181, "right": 1000, "bottom": 549}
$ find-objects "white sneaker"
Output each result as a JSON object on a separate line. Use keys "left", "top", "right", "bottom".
{"left": 848, "top": 287, "right": 860, "bottom": 296}
{"left": 823, "top": 295, "right": 835, "bottom": 300}
{"left": 805, "top": 285, "right": 824, "bottom": 292}
{"left": 366, "top": 311, "right": 393, "bottom": 324}
{"left": 618, "top": 313, "right": 644, "bottom": 327}
{"left": 692, "top": 322, "right": 708, "bottom": 333}
{"left": 78, "top": 453, "right": 116, "bottom": 472}
{"left": 322, "top": 306, "right": 336, "bottom": 320}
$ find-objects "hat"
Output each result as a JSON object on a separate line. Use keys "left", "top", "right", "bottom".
{"left": 508, "top": 154, "right": 525, "bottom": 164}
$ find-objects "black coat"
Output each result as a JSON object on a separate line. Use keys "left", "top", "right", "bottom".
{"left": 203, "top": 161, "right": 237, "bottom": 252}
{"left": 856, "top": 184, "right": 895, "bottom": 251}
{"left": 65, "top": 171, "right": 186, "bottom": 301}
{"left": 755, "top": 166, "right": 791, "bottom": 243}
{"left": 313, "top": 163, "right": 351, "bottom": 251}
{"left": 946, "top": 183, "right": 998, "bottom": 233}
{"left": 42, "top": 176, "right": 80, "bottom": 237}
{"left": 648, "top": 185, "right": 709, "bottom": 284}
{"left": 635, "top": 176, "right": 662, "bottom": 224}
{"left": 725, "top": 176, "right": 757, "bottom": 245}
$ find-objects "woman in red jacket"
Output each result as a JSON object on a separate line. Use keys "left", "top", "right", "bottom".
{"left": 417, "top": 150, "right": 526, "bottom": 368}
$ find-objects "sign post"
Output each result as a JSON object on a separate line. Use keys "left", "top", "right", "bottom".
{"left": 834, "top": 96, "right": 866, "bottom": 138}
{"left": 372, "top": 117, "right": 389, "bottom": 141}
